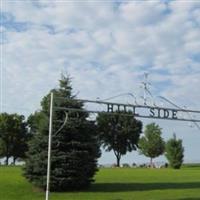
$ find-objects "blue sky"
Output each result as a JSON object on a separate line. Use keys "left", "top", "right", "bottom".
{"left": 1, "top": 0, "right": 200, "bottom": 165}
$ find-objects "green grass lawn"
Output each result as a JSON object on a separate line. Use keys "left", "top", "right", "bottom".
{"left": 0, "top": 166, "right": 200, "bottom": 200}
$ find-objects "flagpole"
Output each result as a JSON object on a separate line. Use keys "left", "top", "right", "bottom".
{"left": 46, "top": 92, "right": 54, "bottom": 200}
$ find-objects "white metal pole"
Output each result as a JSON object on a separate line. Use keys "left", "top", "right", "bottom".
{"left": 46, "top": 92, "right": 54, "bottom": 200}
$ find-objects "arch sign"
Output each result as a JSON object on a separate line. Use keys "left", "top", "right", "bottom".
{"left": 56, "top": 98, "right": 200, "bottom": 123}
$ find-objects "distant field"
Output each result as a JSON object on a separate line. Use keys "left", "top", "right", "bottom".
{"left": 1, "top": 166, "right": 200, "bottom": 200}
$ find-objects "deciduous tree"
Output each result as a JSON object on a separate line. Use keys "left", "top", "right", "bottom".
{"left": 139, "top": 123, "right": 165, "bottom": 167}
{"left": 97, "top": 112, "right": 142, "bottom": 167}
{"left": 0, "top": 113, "right": 28, "bottom": 165}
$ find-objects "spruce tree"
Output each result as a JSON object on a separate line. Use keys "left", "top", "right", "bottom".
{"left": 165, "top": 134, "right": 184, "bottom": 169}
{"left": 24, "top": 74, "right": 101, "bottom": 191}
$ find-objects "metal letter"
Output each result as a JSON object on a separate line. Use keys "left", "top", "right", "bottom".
{"left": 117, "top": 105, "right": 120, "bottom": 112}
{"left": 107, "top": 104, "right": 114, "bottom": 112}
{"left": 164, "top": 109, "right": 169, "bottom": 118}
{"left": 172, "top": 110, "right": 178, "bottom": 119}
{"left": 158, "top": 108, "right": 161, "bottom": 118}
{"left": 149, "top": 108, "right": 155, "bottom": 117}
{"left": 124, "top": 105, "right": 127, "bottom": 112}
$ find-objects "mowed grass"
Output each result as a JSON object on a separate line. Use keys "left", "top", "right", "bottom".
{"left": 1, "top": 166, "right": 200, "bottom": 200}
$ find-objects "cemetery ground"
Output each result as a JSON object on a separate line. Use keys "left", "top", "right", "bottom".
{"left": 0, "top": 165, "right": 200, "bottom": 200}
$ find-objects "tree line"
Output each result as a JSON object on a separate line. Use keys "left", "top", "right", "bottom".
{"left": 0, "top": 74, "right": 184, "bottom": 191}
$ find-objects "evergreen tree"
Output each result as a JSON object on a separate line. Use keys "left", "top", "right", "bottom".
{"left": 24, "top": 74, "right": 101, "bottom": 191}
{"left": 165, "top": 134, "right": 184, "bottom": 169}
{"left": 139, "top": 123, "right": 165, "bottom": 167}
{"left": 97, "top": 112, "right": 142, "bottom": 167}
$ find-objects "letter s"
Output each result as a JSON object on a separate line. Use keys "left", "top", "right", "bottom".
{"left": 150, "top": 108, "right": 155, "bottom": 117}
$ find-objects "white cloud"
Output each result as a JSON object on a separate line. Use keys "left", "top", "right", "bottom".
{"left": 2, "top": 0, "right": 200, "bottom": 107}
{"left": 2, "top": 0, "right": 200, "bottom": 163}
{"left": 120, "top": 1, "right": 167, "bottom": 25}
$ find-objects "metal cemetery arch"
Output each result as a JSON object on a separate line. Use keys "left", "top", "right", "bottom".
{"left": 55, "top": 99, "right": 200, "bottom": 123}
{"left": 46, "top": 92, "right": 200, "bottom": 200}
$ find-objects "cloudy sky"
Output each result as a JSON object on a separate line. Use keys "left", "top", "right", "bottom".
{"left": 1, "top": 0, "right": 200, "bottom": 164}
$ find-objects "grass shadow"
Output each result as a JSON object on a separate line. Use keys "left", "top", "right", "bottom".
{"left": 89, "top": 182, "right": 200, "bottom": 192}
{"left": 176, "top": 199, "right": 200, "bottom": 200}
